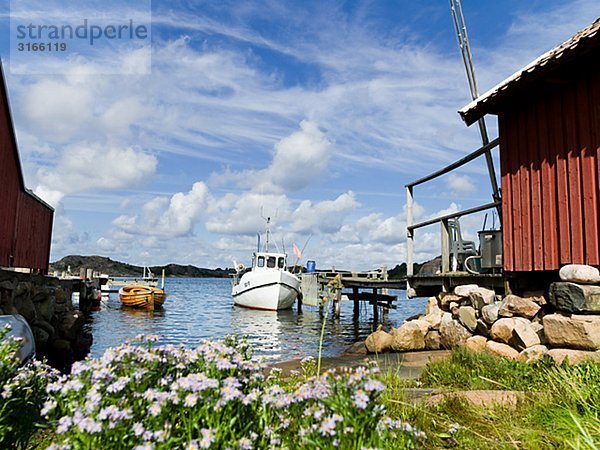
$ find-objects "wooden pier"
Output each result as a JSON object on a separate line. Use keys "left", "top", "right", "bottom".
{"left": 300, "top": 267, "right": 404, "bottom": 321}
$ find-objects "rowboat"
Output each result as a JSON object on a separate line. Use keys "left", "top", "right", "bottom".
{"left": 119, "top": 285, "right": 166, "bottom": 310}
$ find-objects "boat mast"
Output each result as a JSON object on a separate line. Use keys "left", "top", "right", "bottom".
{"left": 449, "top": 0, "right": 502, "bottom": 220}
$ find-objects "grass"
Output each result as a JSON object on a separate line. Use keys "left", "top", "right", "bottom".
{"left": 378, "top": 347, "right": 600, "bottom": 449}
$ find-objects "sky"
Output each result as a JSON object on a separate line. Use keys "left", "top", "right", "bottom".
{"left": 0, "top": 0, "right": 598, "bottom": 270}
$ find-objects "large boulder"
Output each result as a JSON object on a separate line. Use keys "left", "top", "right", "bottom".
{"left": 559, "top": 264, "right": 600, "bottom": 284}
{"left": 422, "top": 310, "right": 443, "bottom": 330}
{"left": 468, "top": 287, "right": 496, "bottom": 310}
{"left": 498, "top": 294, "right": 541, "bottom": 319}
{"left": 490, "top": 318, "right": 516, "bottom": 345}
{"left": 458, "top": 306, "right": 478, "bottom": 332}
{"left": 518, "top": 345, "right": 549, "bottom": 363}
{"left": 548, "top": 282, "right": 600, "bottom": 313}
{"left": 391, "top": 320, "right": 429, "bottom": 351}
{"left": 454, "top": 284, "right": 480, "bottom": 298}
{"left": 481, "top": 303, "right": 499, "bottom": 325}
{"left": 547, "top": 349, "right": 600, "bottom": 365}
{"left": 513, "top": 319, "right": 541, "bottom": 350}
{"left": 425, "top": 331, "right": 441, "bottom": 350}
{"left": 365, "top": 328, "right": 393, "bottom": 353}
{"left": 439, "top": 313, "right": 472, "bottom": 349}
{"left": 425, "top": 297, "right": 441, "bottom": 315}
{"left": 486, "top": 341, "right": 519, "bottom": 360}
{"left": 543, "top": 314, "right": 600, "bottom": 350}
{"left": 465, "top": 335, "right": 487, "bottom": 352}
{"left": 438, "top": 293, "right": 463, "bottom": 310}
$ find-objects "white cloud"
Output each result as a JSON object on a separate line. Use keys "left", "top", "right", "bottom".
{"left": 112, "top": 182, "right": 209, "bottom": 238}
{"left": 446, "top": 173, "right": 476, "bottom": 194}
{"left": 290, "top": 192, "right": 359, "bottom": 234}
{"left": 34, "top": 143, "right": 157, "bottom": 207}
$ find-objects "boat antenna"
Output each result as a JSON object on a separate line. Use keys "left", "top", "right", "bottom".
{"left": 449, "top": 0, "right": 501, "bottom": 220}
{"left": 260, "top": 207, "right": 278, "bottom": 252}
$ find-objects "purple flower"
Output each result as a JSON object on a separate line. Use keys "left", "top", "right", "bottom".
{"left": 352, "top": 390, "right": 369, "bottom": 409}
{"left": 199, "top": 428, "right": 215, "bottom": 449}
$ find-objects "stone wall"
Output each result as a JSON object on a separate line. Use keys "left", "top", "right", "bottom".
{"left": 365, "top": 264, "right": 600, "bottom": 365}
{"left": 0, "top": 269, "right": 94, "bottom": 371}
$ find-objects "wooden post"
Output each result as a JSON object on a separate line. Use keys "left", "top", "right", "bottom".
{"left": 441, "top": 219, "right": 450, "bottom": 274}
{"left": 372, "top": 288, "right": 378, "bottom": 323}
{"left": 353, "top": 287, "right": 359, "bottom": 318}
{"left": 335, "top": 287, "right": 341, "bottom": 317}
{"left": 406, "top": 186, "right": 414, "bottom": 291}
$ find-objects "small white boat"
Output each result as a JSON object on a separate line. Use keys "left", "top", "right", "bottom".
{"left": 231, "top": 218, "right": 301, "bottom": 310}
{"left": 100, "top": 267, "right": 158, "bottom": 293}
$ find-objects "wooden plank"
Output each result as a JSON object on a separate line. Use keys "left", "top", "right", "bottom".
{"left": 509, "top": 112, "right": 523, "bottom": 271}
{"left": 441, "top": 220, "right": 450, "bottom": 274}
{"left": 498, "top": 113, "right": 514, "bottom": 271}
{"left": 552, "top": 89, "right": 572, "bottom": 264}
{"left": 591, "top": 67, "right": 600, "bottom": 266}
{"left": 537, "top": 93, "right": 559, "bottom": 270}
{"left": 528, "top": 100, "right": 544, "bottom": 270}
{"left": 578, "top": 73, "right": 600, "bottom": 266}
{"left": 563, "top": 84, "right": 585, "bottom": 263}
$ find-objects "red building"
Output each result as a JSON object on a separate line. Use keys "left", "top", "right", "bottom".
{"left": 0, "top": 61, "right": 54, "bottom": 272}
{"left": 460, "top": 18, "right": 600, "bottom": 273}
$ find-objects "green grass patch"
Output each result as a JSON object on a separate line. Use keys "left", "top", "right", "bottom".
{"left": 379, "top": 347, "right": 600, "bottom": 449}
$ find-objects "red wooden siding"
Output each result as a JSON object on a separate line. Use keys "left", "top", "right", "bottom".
{"left": 0, "top": 71, "right": 21, "bottom": 268}
{"left": 13, "top": 192, "right": 54, "bottom": 271}
{"left": 499, "top": 67, "right": 600, "bottom": 272}
{"left": 0, "top": 62, "right": 54, "bottom": 272}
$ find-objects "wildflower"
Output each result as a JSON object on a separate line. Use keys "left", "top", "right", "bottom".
{"left": 134, "top": 445, "right": 153, "bottom": 450}
{"left": 77, "top": 417, "right": 102, "bottom": 434}
{"left": 1, "top": 384, "right": 12, "bottom": 399}
{"left": 41, "top": 399, "right": 57, "bottom": 416}
{"left": 186, "top": 441, "right": 199, "bottom": 450}
{"left": 184, "top": 393, "right": 198, "bottom": 407}
{"left": 448, "top": 423, "right": 461, "bottom": 434}
{"left": 149, "top": 402, "right": 162, "bottom": 417}
{"left": 352, "top": 390, "right": 369, "bottom": 409}
{"left": 133, "top": 422, "right": 145, "bottom": 436}
{"left": 238, "top": 437, "right": 252, "bottom": 449}
{"left": 318, "top": 416, "right": 340, "bottom": 436}
{"left": 363, "top": 378, "right": 385, "bottom": 392}
{"left": 56, "top": 416, "right": 73, "bottom": 434}
{"left": 199, "top": 428, "right": 215, "bottom": 449}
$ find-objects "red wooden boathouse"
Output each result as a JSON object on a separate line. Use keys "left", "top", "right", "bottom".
{"left": 460, "top": 18, "right": 600, "bottom": 274}
{"left": 0, "top": 60, "right": 54, "bottom": 273}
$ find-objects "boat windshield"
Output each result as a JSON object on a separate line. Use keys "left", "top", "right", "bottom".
{"left": 253, "top": 253, "right": 288, "bottom": 270}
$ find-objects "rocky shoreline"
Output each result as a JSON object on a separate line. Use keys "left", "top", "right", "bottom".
{"left": 363, "top": 264, "right": 600, "bottom": 365}
{"left": 0, "top": 269, "right": 94, "bottom": 371}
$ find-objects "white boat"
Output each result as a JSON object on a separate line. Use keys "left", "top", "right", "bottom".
{"left": 100, "top": 267, "right": 159, "bottom": 293}
{"left": 231, "top": 218, "right": 301, "bottom": 310}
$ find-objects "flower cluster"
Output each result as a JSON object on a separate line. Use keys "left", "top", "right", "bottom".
{"left": 43, "top": 335, "right": 424, "bottom": 449}
{"left": 0, "top": 325, "right": 59, "bottom": 449}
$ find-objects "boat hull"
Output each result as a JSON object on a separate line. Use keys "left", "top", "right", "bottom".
{"left": 232, "top": 270, "right": 300, "bottom": 311}
{"left": 119, "top": 286, "right": 166, "bottom": 310}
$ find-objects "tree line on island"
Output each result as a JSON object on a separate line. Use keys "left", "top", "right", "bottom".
{"left": 50, "top": 255, "right": 435, "bottom": 279}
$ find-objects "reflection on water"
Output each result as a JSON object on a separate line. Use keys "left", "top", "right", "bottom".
{"left": 89, "top": 278, "right": 427, "bottom": 362}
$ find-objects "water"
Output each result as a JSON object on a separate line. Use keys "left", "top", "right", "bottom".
{"left": 88, "top": 278, "right": 428, "bottom": 362}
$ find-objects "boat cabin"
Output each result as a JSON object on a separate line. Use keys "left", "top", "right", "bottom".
{"left": 252, "top": 252, "right": 289, "bottom": 271}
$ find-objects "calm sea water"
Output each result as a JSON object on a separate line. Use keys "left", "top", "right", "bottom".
{"left": 88, "top": 278, "right": 428, "bottom": 362}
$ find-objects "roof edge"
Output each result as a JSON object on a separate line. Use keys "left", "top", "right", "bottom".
{"left": 459, "top": 16, "right": 600, "bottom": 126}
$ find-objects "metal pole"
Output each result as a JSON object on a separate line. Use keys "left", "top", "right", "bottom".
{"left": 406, "top": 185, "right": 414, "bottom": 291}
{"left": 449, "top": 0, "right": 502, "bottom": 219}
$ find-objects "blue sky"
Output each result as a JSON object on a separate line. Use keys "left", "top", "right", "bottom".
{"left": 0, "top": 0, "right": 598, "bottom": 270}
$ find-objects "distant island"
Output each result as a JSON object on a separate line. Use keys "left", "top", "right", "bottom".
{"left": 50, "top": 255, "right": 235, "bottom": 278}
{"left": 50, "top": 255, "right": 434, "bottom": 280}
